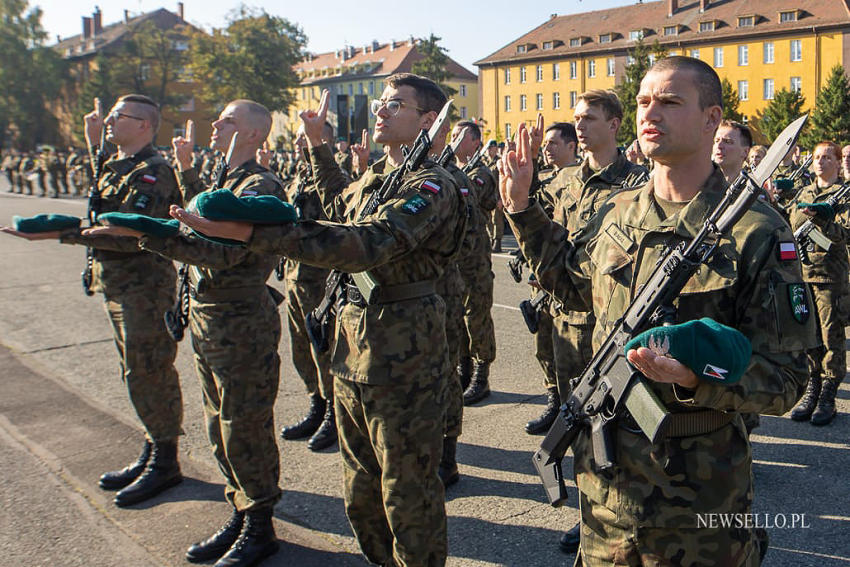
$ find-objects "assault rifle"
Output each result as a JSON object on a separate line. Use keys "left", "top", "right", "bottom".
{"left": 520, "top": 290, "right": 549, "bottom": 334}
{"left": 507, "top": 249, "right": 526, "bottom": 283}
{"left": 794, "top": 180, "right": 850, "bottom": 264}
{"left": 164, "top": 133, "right": 238, "bottom": 341}
{"left": 533, "top": 114, "right": 808, "bottom": 507}
{"left": 789, "top": 154, "right": 813, "bottom": 183}
{"left": 81, "top": 107, "right": 108, "bottom": 296}
{"left": 461, "top": 143, "right": 485, "bottom": 175}
{"left": 306, "top": 100, "right": 454, "bottom": 352}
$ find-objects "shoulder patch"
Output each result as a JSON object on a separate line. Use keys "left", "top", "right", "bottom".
{"left": 241, "top": 190, "right": 258, "bottom": 196}
{"left": 788, "top": 283, "right": 810, "bottom": 324}
{"left": 420, "top": 180, "right": 441, "bottom": 194}
{"left": 460, "top": 187, "right": 469, "bottom": 196}
{"left": 474, "top": 177, "right": 485, "bottom": 186}
{"left": 141, "top": 174, "right": 157, "bottom": 184}
{"left": 778, "top": 242, "right": 798, "bottom": 261}
{"left": 132, "top": 193, "right": 151, "bottom": 210}
{"left": 402, "top": 194, "right": 430, "bottom": 215}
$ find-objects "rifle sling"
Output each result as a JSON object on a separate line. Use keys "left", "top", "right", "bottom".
{"left": 623, "top": 408, "right": 733, "bottom": 439}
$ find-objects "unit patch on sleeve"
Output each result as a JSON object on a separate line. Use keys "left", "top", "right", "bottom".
{"left": 133, "top": 193, "right": 151, "bottom": 210}
{"left": 788, "top": 283, "right": 810, "bottom": 324}
{"left": 401, "top": 194, "right": 430, "bottom": 215}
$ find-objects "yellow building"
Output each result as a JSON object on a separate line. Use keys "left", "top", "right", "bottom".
{"left": 274, "top": 39, "right": 478, "bottom": 151}
{"left": 475, "top": 0, "right": 850, "bottom": 141}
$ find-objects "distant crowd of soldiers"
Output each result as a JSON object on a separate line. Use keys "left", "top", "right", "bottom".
{"left": 1, "top": 146, "right": 93, "bottom": 197}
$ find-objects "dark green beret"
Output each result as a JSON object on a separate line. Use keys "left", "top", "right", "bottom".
{"left": 13, "top": 214, "right": 81, "bottom": 233}
{"left": 97, "top": 212, "right": 180, "bottom": 238}
{"left": 625, "top": 317, "right": 752, "bottom": 385}
{"left": 773, "top": 178, "right": 793, "bottom": 192}
{"left": 194, "top": 189, "right": 297, "bottom": 224}
{"left": 796, "top": 201, "right": 835, "bottom": 220}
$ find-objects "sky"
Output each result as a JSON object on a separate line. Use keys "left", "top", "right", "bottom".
{"left": 34, "top": 0, "right": 641, "bottom": 73}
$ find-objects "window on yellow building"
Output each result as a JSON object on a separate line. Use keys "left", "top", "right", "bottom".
{"left": 763, "top": 78, "right": 774, "bottom": 100}
{"left": 790, "top": 40, "right": 802, "bottom": 62}
{"left": 461, "top": 106, "right": 468, "bottom": 119}
{"left": 536, "top": 93, "right": 543, "bottom": 110}
{"left": 690, "top": 49, "right": 700, "bottom": 59}
{"left": 738, "top": 80, "right": 748, "bottom": 101}
{"left": 505, "top": 123, "right": 511, "bottom": 138}
{"left": 713, "top": 47, "right": 723, "bottom": 68}
{"left": 460, "top": 84, "right": 467, "bottom": 97}
{"left": 569, "top": 61, "right": 577, "bottom": 79}
{"left": 553, "top": 63, "right": 560, "bottom": 80}
{"left": 520, "top": 94, "right": 527, "bottom": 111}
{"left": 763, "top": 41, "right": 774, "bottom": 63}
{"left": 553, "top": 92, "right": 560, "bottom": 110}
{"left": 790, "top": 77, "right": 802, "bottom": 93}
{"left": 536, "top": 65, "right": 543, "bottom": 82}
{"left": 738, "top": 45, "right": 748, "bottom": 66}
{"left": 588, "top": 60, "right": 596, "bottom": 78}
{"left": 570, "top": 91, "right": 577, "bottom": 108}
{"left": 607, "top": 58, "right": 615, "bottom": 76}
{"left": 520, "top": 67, "right": 527, "bottom": 83}
{"left": 505, "top": 68, "right": 511, "bottom": 84}
{"left": 505, "top": 96, "right": 511, "bottom": 112}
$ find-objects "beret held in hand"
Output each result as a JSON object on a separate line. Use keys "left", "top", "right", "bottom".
{"left": 193, "top": 189, "right": 297, "bottom": 223}
{"left": 97, "top": 212, "right": 180, "bottom": 238}
{"left": 625, "top": 317, "right": 752, "bottom": 385}
{"left": 13, "top": 214, "right": 81, "bottom": 233}
{"left": 796, "top": 201, "right": 835, "bottom": 221}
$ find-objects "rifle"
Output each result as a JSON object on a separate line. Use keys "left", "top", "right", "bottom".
{"left": 164, "top": 133, "right": 238, "bottom": 341}
{"left": 81, "top": 119, "right": 107, "bottom": 296}
{"left": 793, "top": 181, "right": 850, "bottom": 264}
{"left": 507, "top": 249, "right": 526, "bottom": 283}
{"left": 306, "top": 100, "right": 454, "bottom": 353}
{"left": 461, "top": 143, "right": 484, "bottom": 175}
{"left": 520, "top": 290, "right": 549, "bottom": 334}
{"left": 789, "top": 154, "right": 813, "bottom": 183}
{"left": 532, "top": 114, "right": 808, "bottom": 507}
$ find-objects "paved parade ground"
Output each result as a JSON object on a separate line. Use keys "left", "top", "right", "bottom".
{"left": 1, "top": 185, "right": 849, "bottom": 566}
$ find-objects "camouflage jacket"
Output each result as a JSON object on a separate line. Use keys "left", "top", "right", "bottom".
{"left": 788, "top": 180, "right": 850, "bottom": 285}
{"left": 247, "top": 143, "right": 466, "bottom": 385}
{"left": 437, "top": 161, "right": 475, "bottom": 298}
{"left": 140, "top": 159, "right": 285, "bottom": 293}
{"left": 466, "top": 162, "right": 499, "bottom": 214}
{"left": 59, "top": 144, "right": 180, "bottom": 296}
{"left": 282, "top": 161, "right": 332, "bottom": 283}
{"left": 334, "top": 150, "right": 353, "bottom": 176}
{"left": 509, "top": 167, "right": 818, "bottom": 526}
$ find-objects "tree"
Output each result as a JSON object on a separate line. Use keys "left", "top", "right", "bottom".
{"left": 806, "top": 65, "right": 850, "bottom": 147}
{"left": 411, "top": 33, "right": 458, "bottom": 110}
{"left": 614, "top": 38, "right": 651, "bottom": 146}
{"left": 720, "top": 78, "right": 744, "bottom": 122}
{"left": 188, "top": 6, "right": 306, "bottom": 113}
{"left": 0, "top": 0, "right": 66, "bottom": 148}
{"left": 751, "top": 89, "right": 806, "bottom": 144}
{"left": 70, "top": 54, "right": 118, "bottom": 143}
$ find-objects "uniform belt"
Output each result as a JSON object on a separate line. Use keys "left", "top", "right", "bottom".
{"left": 93, "top": 249, "right": 142, "bottom": 261}
{"left": 621, "top": 409, "right": 734, "bottom": 439}
{"left": 190, "top": 284, "right": 268, "bottom": 303}
{"left": 344, "top": 280, "right": 436, "bottom": 306}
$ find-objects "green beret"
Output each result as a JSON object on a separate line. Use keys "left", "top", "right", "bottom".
{"left": 773, "top": 178, "right": 794, "bottom": 192}
{"left": 796, "top": 201, "right": 835, "bottom": 220}
{"left": 13, "top": 214, "right": 80, "bottom": 233}
{"left": 625, "top": 317, "right": 752, "bottom": 385}
{"left": 194, "top": 189, "right": 297, "bottom": 224}
{"left": 97, "top": 212, "right": 180, "bottom": 238}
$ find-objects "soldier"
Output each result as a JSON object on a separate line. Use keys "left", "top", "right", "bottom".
{"left": 1, "top": 150, "right": 17, "bottom": 191}
{"left": 485, "top": 139, "right": 506, "bottom": 252}
{"left": 502, "top": 56, "right": 817, "bottom": 565}
{"left": 172, "top": 73, "right": 466, "bottom": 567}
{"left": 334, "top": 137, "right": 353, "bottom": 176}
{"left": 278, "top": 122, "right": 341, "bottom": 451}
{"left": 56, "top": 147, "right": 70, "bottom": 194}
{"left": 451, "top": 120, "right": 499, "bottom": 406}
{"left": 2, "top": 95, "right": 185, "bottom": 508}
{"left": 749, "top": 145, "right": 767, "bottom": 171}
{"left": 788, "top": 141, "right": 848, "bottom": 427}
{"left": 19, "top": 152, "right": 35, "bottom": 195}
{"left": 712, "top": 120, "right": 752, "bottom": 183}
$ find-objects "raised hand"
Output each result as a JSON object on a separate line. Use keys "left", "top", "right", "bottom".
{"left": 499, "top": 124, "right": 533, "bottom": 213}
{"left": 529, "top": 113, "right": 544, "bottom": 160}
{"left": 83, "top": 97, "right": 104, "bottom": 148}
{"left": 351, "top": 129, "right": 370, "bottom": 175}
{"left": 256, "top": 141, "right": 273, "bottom": 169}
{"left": 299, "top": 89, "right": 330, "bottom": 148}
{"left": 172, "top": 119, "right": 195, "bottom": 171}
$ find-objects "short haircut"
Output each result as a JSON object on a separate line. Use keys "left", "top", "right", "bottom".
{"left": 117, "top": 94, "right": 161, "bottom": 134}
{"left": 719, "top": 119, "right": 753, "bottom": 149}
{"left": 545, "top": 122, "right": 578, "bottom": 147}
{"left": 456, "top": 120, "right": 482, "bottom": 141}
{"left": 576, "top": 89, "right": 623, "bottom": 121}
{"left": 648, "top": 56, "right": 722, "bottom": 110}
{"left": 231, "top": 99, "right": 272, "bottom": 140}
{"left": 815, "top": 141, "right": 841, "bottom": 160}
{"left": 386, "top": 73, "right": 447, "bottom": 114}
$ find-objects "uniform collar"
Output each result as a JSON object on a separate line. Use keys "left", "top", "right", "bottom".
{"left": 104, "top": 144, "right": 157, "bottom": 176}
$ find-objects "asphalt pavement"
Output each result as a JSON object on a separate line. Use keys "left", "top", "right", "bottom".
{"left": 0, "top": 184, "right": 848, "bottom": 566}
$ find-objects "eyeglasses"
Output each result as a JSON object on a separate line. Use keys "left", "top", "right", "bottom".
{"left": 369, "top": 98, "right": 424, "bottom": 117}
{"left": 108, "top": 110, "right": 146, "bottom": 122}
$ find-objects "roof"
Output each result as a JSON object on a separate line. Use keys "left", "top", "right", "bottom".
{"left": 294, "top": 40, "right": 477, "bottom": 85}
{"left": 475, "top": 0, "right": 850, "bottom": 66}
{"left": 53, "top": 9, "right": 184, "bottom": 59}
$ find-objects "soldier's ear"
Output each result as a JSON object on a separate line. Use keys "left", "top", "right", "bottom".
{"left": 419, "top": 110, "right": 438, "bottom": 132}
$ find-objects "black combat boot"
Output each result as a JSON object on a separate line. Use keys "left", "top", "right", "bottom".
{"left": 214, "top": 508, "right": 279, "bottom": 567}
{"left": 99, "top": 440, "right": 152, "bottom": 490}
{"left": 114, "top": 440, "right": 182, "bottom": 507}
{"left": 281, "top": 393, "right": 325, "bottom": 440}
{"left": 438, "top": 436, "right": 459, "bottom": 487}
{"left": 790, "top": 374, "right": 821, "bottom": 421}
{"left": 307, "top": 403, "right": 338, "bottom": 451}
{"left": 186, "top": 508, "right": 245, "bottom": 563}
{"left": 811, "top": 378, "right": 840, "bottom": 426}
{"left": 458, "top": 356, "right": 473, "bottom": 391}
{"left": 463, "top": 361, "right": 491, "bottom": 406}
{"left": 525, "top": 387, "right": 560, "bottom": 435}
{"left": 558, "top": 523, "right": 581, "bottom": 553}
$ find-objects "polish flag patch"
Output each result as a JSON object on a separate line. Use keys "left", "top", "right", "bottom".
{"left": 460, "top": 187, "right": 469, "bottom": 196}
{"left": 474, "top": 177, "right": 485, "bottom": 186}
{"left": 420, "top": 180, "right": 441, "bottom": 194}
{"left": 778, "top": 242, "right": 798, "bottom": 261}
{"left": 141, "top": 174, "right": 157, "bottom": 184}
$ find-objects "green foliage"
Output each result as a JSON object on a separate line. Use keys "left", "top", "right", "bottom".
{"left": 0, "top": 0, "right": 66, "bottom": 148}
{"left": 720, "top": 78, "right": 744, "bottom": 122}
{"left": 411, "top": 34, "right": 458, "bottom": 101}
{"left": 71, "top": 54, "right": 117, "bottom": 143}
{"left": 806, "top": 65, "right": 850, "bottom": 147}
{"left": 614, "top": 37, "right": 652, "bottom": 146}
{"left": 188, "top": 5, "right": 306, "bottom": 113}
{"left": 752, "top": 89, "right": 806, "bottom": 144}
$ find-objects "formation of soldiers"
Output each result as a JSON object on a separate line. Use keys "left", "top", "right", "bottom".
{"left": 0, "top": 55, "right": 846, "bottom": 567}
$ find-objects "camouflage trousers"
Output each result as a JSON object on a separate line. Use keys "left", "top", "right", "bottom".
{"left": 104, "top": 290, "right": 182, "bottom": 442}
{"left": 535, "top": 305, "right": 557, "bottom": 389}
{"left": 443, "top": 290, "right": 465, "bottom": 438}
{"left": 487, "top": 207, "right": 504, "bottom": 242}
{"left": 335, "top": 373, "right": 448, "bottom": 567}
{"left": 190, "top": 294, "right": 282, "bottom": 512}
{"left": 575, "top": 491, "right": 760, "bottom": 566}
{"left": 808, "top": 283, "right": 847, "bottom": 382}
{"left": 552, "top": 313, "right": 594, "bottom": 399}
{"left": 459, "top": 235, "right": 496, "bottom": 364}
{"left": 286, "top": 278, "right": 333, "bottom": 399}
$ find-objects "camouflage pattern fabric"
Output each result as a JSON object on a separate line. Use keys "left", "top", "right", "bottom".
{"left": 808, "top": 283, "right": 847, "bottom": 382}
{"left": 508, "top": 167, "right": 819, "bottom": 560}
{"left": 247, "top": 142, "right": 465, "bottom": 565}
{"left": 140, "top": 158, "right": 286, "bottom": 513}
{"left": 335, "top": 150, "right": 353, "bottom": 176}
{"left": 58, "top": 144, "right": 183, "bottom": 443}
{"left": 535, "top": 307, "right": 557, "bottom": 389}
{"left": 551, "top": 315, "right": 593, "bottom": 398}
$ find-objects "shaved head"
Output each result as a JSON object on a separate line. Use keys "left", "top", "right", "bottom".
{"left": 230, "top": 99, "right": 272, "bottom": 141}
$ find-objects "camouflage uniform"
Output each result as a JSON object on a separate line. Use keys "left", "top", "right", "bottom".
{"left": 539, "top": 152, "right": 647, "bottom": 397}
{"left": 58, "top": 144, "right": 183, "bottom": 444}
{"left": 140, "top": 159, "right": 285, "bottom": 513}
{"left": 2, "top": 153, "right": 17, "bottom": 191}
{"left": 509, "top": 167, "right": 818, "bottom": 565}
{"left": 19, "top": 154, "right": 35, "bottom": 195}
{"left": 335, "top": 149, "right": 353, "bottom": 177}
{"left": 247, "top": 143, "right": 465, "bottom": 567}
